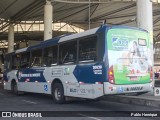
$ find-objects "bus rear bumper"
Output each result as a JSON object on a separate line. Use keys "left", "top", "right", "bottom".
{"left": 104, "top": 82, "right": 154, "bottom": 95}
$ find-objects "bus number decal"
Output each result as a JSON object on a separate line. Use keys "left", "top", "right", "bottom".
{"left": 93, "top": 65, "right": 102, "bottom": 75}
{"left": 70, "top": 88, "right": 77, "bottom": 92}
{"left": 70, "top": 88, "right": 95, "bottom": 94}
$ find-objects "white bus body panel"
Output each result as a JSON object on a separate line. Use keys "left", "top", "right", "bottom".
{"left": 66, "top": 84, "right": 103, "bottom": 99}
{"left": 18, "top": 82, "right": 51, "bottom": 94}
{"left": 4, "top": 65, "right": 104, "bottom": 99}
{"left": 4, "top": 70, "right": 17, "bottom": 90}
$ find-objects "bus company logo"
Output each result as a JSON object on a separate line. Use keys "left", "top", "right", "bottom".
{"left": 130, "top": 87, "right": 143, "bottom": 91}
{"left": 64, "top": 68, "right": 70, "bottom": 75}
{"left": 17, "top": 72, "right": 41, "bottom": 79}
{"left": 112, "top": 38, "right": 128, "bottom": 49}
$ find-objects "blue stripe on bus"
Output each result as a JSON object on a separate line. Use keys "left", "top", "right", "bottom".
{"left": 73, "top": 63, "right": 106, "bottom": 83}
{"left": 17, "top": 68, "right": 46, "bottom": 82}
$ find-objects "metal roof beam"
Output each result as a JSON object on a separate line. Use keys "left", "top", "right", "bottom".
{"left": 53, "top": 0, "right": 160, "bottom": 4}
{"left": 98, "top": 8, "right": 160, "bottom": 20}
{"left": 0, "top": 0, "right": 18, "bottom": 19}
{"left": 11, "top": 0, "right": 45, "bottom": 20}
{"left": 85, "top": 3, "right": 99, "bottom": 21}
{"left": 154, "top": 16, "right": 160, "bottom": 25}
{"left": 91, "top": 3, "right": 136, "bottom": 21}
{"left": 100, "top": 13, "right": 135, "bottom": 20}
{"left": 57, "top": 4, "right": 97, "bottom": 21}
{"left": 90, "top": 4, "right": 99, "bottom": 17}
{"left": 114, "top": 19, "right": 135, "bottom": 25}
{"left": 0, "top": 0, "right": 45, "bottom": 31}
{"left": 53, "top": 0, "right": 135, "bottom": 4}
{"left": 55, "top": 4, "right": 86, "bottom": 13}
{"left": 0, "top": 2, "right": 10, "bottom": 19}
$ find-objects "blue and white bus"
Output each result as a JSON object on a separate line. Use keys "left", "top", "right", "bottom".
{"left": 3, "top": 25, "right": 153, "bottom": 103}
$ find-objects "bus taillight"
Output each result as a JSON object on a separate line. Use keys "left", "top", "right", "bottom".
{"left": 108, "top": 66, "right": 115, "bottom": 84}
{"left": 95, "top": 82, "right": 102, "bottom": 84}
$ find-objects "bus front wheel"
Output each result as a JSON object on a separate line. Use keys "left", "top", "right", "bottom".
{"left": 52, "top": 83, "right": 65, "bottom": 104}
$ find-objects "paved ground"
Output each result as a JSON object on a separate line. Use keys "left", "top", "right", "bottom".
{"left": 0, "top": 81, "right": 160, "bottom": 120}
{"left": 103, "top": 81, "right": 160, "bottom": 108}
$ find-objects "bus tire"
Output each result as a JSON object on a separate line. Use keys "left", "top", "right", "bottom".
{"left": 52, "top": 83, "right": 65, "bottom": 104}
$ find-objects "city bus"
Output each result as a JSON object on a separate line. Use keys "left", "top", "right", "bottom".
{"left": 3, "top": 25, "right": 153, "bottom": 103}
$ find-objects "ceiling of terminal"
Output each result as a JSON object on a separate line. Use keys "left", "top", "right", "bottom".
{"left": 0, "top": 0, "right": 160, "bottom": 38}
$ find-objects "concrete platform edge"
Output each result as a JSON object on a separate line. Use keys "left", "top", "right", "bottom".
{"left": 102, "top": 95, "right": 160, "bottom": 108}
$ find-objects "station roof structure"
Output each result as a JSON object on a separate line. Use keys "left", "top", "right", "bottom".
{"left": 0, "top": 0, "right": 160, "bottom": 39}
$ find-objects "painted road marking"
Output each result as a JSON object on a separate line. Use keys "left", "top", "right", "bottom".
{"left": 22, "top": 100, "right": 37, "bottom": 104}
{"left": 78, "top": 113, "right": 102, "bottom": 120}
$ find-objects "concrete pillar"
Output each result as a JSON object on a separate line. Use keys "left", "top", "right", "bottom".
{"left": 8, "top": 24, "right": 14, "bottom": 53}
{"left": 137, "top": 0, "right": 153, "bottom": 35}
{"left": 0, "top": 54, "right": 2, "bottom": 71}
{"left": 137, "top": 0, "right": 154, "bottom": 88}
{"left": 137, "top": 0, "right": 153, "bottom": 58}
{"left": 44, "top": 0, "right": 53, "bottom": 40}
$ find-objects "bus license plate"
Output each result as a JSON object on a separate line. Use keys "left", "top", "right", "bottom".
{"left": 130, "top": 77, "right": 138, "bottom": 81}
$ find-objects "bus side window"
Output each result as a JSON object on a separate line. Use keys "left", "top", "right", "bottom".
{"left": 31, "top": 49, "right": 42, "bottom": 67}
{"left": 20, "top": 52, "right": 30, "bottom": 68}
{"left": 59, "top": 41, "right": 77, "bottom": 64}
{"left": 4, "top": 54, "right": 11, "bottom": 71}
{"left": 12, "top": 54, "right": 21, "bottom": 69}
{"left": 79, "top": 36, "right": 97, "bottom": 62}
{"left": 43, "top": 46, "right": 58, "bottom": 66}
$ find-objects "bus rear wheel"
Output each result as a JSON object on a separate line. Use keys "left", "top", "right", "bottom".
{"left": 52, "top": 83, "right": 65, "bottom": 104}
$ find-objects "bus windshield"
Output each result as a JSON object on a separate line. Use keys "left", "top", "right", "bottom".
{"left": 107, "top": 28, "right": 152, "bottom": 85}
